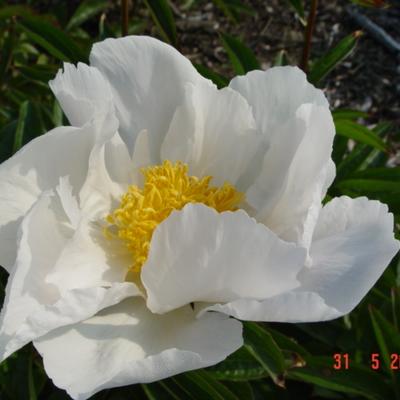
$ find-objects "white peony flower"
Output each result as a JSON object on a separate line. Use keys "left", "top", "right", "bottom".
{"left": 0, "top": 36, "right": 398, "bottom": 399}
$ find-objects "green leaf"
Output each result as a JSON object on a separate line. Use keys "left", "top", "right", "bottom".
{"left": 243, "top": 322, "right": 286, "bottom": 386}
{"left": 333, "top": 122, "right": 392, "bottom": 182}
{"left": 144, "top": 0, "right": 177, "bottom": 45}
{"left": 0, "top": 26, "right": 15, "bottom": 83}
{"left": 288, "top": 356, "right": 392, "bottom": 400}
{"left": 13, "top": 100, "right": 29, "bottom": 154}
{"left": 287, "top": 0, "right": 305, "bottom": 20}
{"left": 66, "top": 0, "right": 109, "bottom": 31}
{"left": 27, "top": 356, "right": 36, "bottom": 400}
{"left": 17, "top": 15, "right": 87, "bottom": 62}
{"left": 273, "top": 50, "right": 289, "bottom": 66}
{"left": 221, "top": 33, "right": 260, "bottom": 75}
{"left": 335, "top": 120, "right": 387, "bottom": 151}
{"left": 335, "top": 179, "right": 400, "bottom": 193}
{"left": 174, "top": 370, "right": 240, "bottom": 400}
{"left": 206, "top": 346, "right": 268, "bottom": 381}
{"left": 369, "top": 306, "right": 400, "bottom": 396}
{"left": 332, "top": 108, "right": 368, "bottom": 121}
{"left": 346, "top": 167, "right": 400, "bottom": 180}
{"left": 0, "top": 5, "right": 33, "bottom": 20}
{"left": 212, "top": 0, "right": 255, "bottom": 22}
{"left": 194, "top": 64, "right": 228, "bottom": 88}
{"left": 309, "top": 31, "right": 362, "bottom": 84}
{"left": 142, "top": 382, "right": 178, "bottom": 400}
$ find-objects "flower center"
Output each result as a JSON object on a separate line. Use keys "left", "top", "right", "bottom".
{"left": 105, "top": 160, "right": 243, "bottom": 278}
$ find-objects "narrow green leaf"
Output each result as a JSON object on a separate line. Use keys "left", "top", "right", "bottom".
{"left": 335, "top": 120, "right": 387, "bottom": 151}
{"left": 0, "top": 5, "right": 32, "bottom": 20}
{"left": 335, "top": 179, "right": 400, "bottom": 193}
{"left": 27, "top": 356, "right": 36, "bottom": 400}
{"left": 18, "top": 65, "right": 58, "bottom": 82}
{"left": 346, "top": 167, "right": 400, "bottom": 180}
{"left": 0, "top": 26, "right": 15, "bottom": 83}
{"left": 221, "top": 33, "right": 260, "bottom": 75}
{"left": 142, "top": 382, "right": 177, "bottom": 400}
{"left": 332, "top": 108, "right": 368, "bottom": 121}
{"left": 206, "top": 346, "right": 268, "bottom": 381}
{"left": 144, "top": 0, "right": 177, "bottom": 45}
{"left": 174, "top": 370, "right": 239, "bottom": 400}
{"left": 243, "top": 322, "right": 286, "bottom": 386}
{"left": 309, "top": 31, "right": 362, "bottom": 84}
{"left": 287, "top": 0, "right": 305, "bottom": 19}
{"left": 212, "top": 0, "right": 255, "bottom": 22}
{"left": 224, "top": 382, "right": 254, "bottom": 400}
{"left": 194, "top": 64, "right": 228, "bottom": 88}
{"left": 18, "top": 15, "right": 87, "bottom": 62}
{"left": 369, "top": 306, "right": 400, "bottom": 397}
{"left": 273, "top": 50, "right": 289, "bottom": 66}
{"left": 288, "top": 356, "right": 392, "bottom": 400}
{"left": 13, "top": 101, "right": 29, "bottom": 154}
{"left": 369, "top": 306, "right": 400, "bottom": 357}
{"left": 67, "top": 0, "right": 109, "bottom": 31}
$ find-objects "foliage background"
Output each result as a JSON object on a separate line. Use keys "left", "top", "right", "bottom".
{"left": 0, "top": 0, "right": 399, "bottom": 399}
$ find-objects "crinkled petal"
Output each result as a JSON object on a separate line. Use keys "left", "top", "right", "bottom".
{"left": 90, "top": 35, "right": 208, "bottom": 157}
{"left": 142, "top": 204, "right": 306, "bottom": 314}
{"left": 0, "top": 192, "right": 139, "bottom": 361}
{"left": 300, "top": 196, "right": 400, "bottom": 314}
{"left": 247, "top": 104, "right": 335, "bottom": 245}
{"left": 48, "top": 133, "right": 133, "bottom": 292}
{"left": 161, "top": 81, "right": 259, "bottom": 186}
{"left": 201, "top": 292, "right": 341, "bottom": 322}
{"left": 50, "top": 62, "right": 114, "bottom": 127}
{"left": 0, "top": 114, "right": 118, "bottom": 272}
{"left": 229, "top": 66, "right": 328, "bottom": 141}
{"left": 204, "top": 196, "right": 399, "bottom": 322}
{"left": 34, "top": 298, "right": 243, "bottom": 400}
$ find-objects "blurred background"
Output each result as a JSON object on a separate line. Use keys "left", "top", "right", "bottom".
{"left": 0, "top": 0, "right": 400, "bottom": 399}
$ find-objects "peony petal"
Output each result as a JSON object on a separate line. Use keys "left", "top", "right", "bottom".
{"left": 48, "top": 134, "right": 133, "bottom": 292}
{"left": 142, "top": 204, "right": 306, "bottom": 314}
{"left": 246, "top": 104, "right": 335, "bottom": 245}
{"left": 34, "top": 298, "right": 243, "bottom": 400}
{"left": 0, "top": 115, "right": 118, "bottom": 272}
{"left": 229, "top": 66, "right": 328, "bottom": 141}
{"left": 300, "top": 196, "right": 400, "bottom": 315}
{"left": 89, "top": 36, "right": 208, "bottom": 157}
{"left": 50, "top": 62, "right": 114, "bottom": 127}
{"left": 161, "top": 81, "right": 260, "bottom": 186}
{"left": 205, "top": 196, "right": 399, "bottom": 322}
{"left": 201, "top": 292, "right": 341, "bottom": 322}
{"left": 0, "top": 192, "right": 139, "bottom": 361}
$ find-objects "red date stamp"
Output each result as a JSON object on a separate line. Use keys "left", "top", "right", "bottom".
{"left": 333, "top": 353, "right": 400, "bottom": 370}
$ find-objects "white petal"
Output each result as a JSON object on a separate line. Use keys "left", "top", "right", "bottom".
{"left": 202, "top": 292, "right": 341, "bottom": 322}
{"left": 301, "top": 196, "right": 400, "bottom": 314}
{"left": 49, "top": 135, "right": 133, "bottom": 291}
{"left": 161, "top": 81, "right": 259, "bottom": 186}
{"left": 206, "top": 196, "right": 399, "bottom": 322}
{"left": 229, "top": 66, "right": 328, "bottom": 141}
{"left": 34, "top": 298, "right": 243, "bottom": 400}
{"left": 90, "top": 36, "right": 208, "bottom": 156}
{"left": 142, "top": 204, "right": 306, "bottom": 314}
{"left": 50, "top": 62, "right": 114, "bottom": 127}
{"left": 247, "top": 104, "right": 335, "bottom": 245}
{"left": 0, "top": 116, "right": 118, "bottom": 271}
{"left": 0, "top": 192, "right": 139, "bottom": 361}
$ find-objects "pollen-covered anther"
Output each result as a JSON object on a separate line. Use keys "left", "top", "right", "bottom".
{"left": 105, "top": 160, "right": 244, "bottom": 276}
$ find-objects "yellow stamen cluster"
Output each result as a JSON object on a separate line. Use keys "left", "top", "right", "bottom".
{"left": 105, "top": 160, "right": 243, "bottom": 276}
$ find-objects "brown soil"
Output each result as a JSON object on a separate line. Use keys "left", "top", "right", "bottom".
{"left": 160, "top": 0, "right": 400, "bottom": 127}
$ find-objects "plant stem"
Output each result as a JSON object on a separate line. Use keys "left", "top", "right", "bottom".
{"left": 121, "top": 0, "right": 130, "bottom": 37}
{"left": 300, "top": 0, "right": 319, "bottom": 72}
